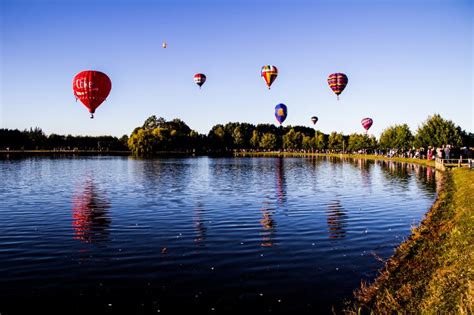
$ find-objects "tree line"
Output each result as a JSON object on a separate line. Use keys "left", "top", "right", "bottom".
{"left": 2, "top": 114, "right": 472, "bottom": 157}
{"left": 127, "top": 114, "right": 473, "bottom": 157}
{"left": 0, "top": 127, "right": 128, "bottom": 151}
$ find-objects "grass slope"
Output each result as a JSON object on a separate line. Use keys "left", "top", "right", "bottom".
{"left": 348, "top": 168, "right": 473, "bottom": 314}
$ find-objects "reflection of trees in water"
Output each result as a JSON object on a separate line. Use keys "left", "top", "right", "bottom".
{"left": 260, "top": 201, "right": 276, "bottom": 247}
{"left": 377, "top": 160, "right": 437, "bottom": 192}
{"left": 377, "top": 160, "right": 411, "bottom": 189}
{"left": 72, "top": 179, "right": 111, "bottom": 244}
{"left": 193, "top": 201, "right": 207, "bottom": 244}
{"left": 353, "top": 159, "right": 374, "bottom": 188}
{"left": 138, "top": 159, "right": 192, "bottom": 198}
{"left": 326, "top": 200, "right": 347, "bottom": 239}
{"left": 275, "top": 158, "right": 287, "bottom": 206}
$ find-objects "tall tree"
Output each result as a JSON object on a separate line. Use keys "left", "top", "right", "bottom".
{"left": 379, "top": 124, "right": 414, "bottom": 150}
{"left": 283, "top": 128, "right": 303, "bottom": 150}
{"left": 415, "top": 114, "right": 462, "bottom": 148}
{"left": 328, "top": 132, "right": 344, "bottom": 152}
{"left": 250, "top": 130, "right": 260, "bottom": 149}
{"left": 260, "top": 133, "right": 277, "bottom": 150}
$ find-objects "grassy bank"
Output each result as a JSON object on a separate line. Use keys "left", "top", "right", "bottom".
{"left": 347, "top": 168, "right": 473, "bottom": 314}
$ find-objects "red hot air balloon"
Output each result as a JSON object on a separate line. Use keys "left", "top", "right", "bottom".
{"left": 73, "top": 71, "right": 112, "bottom": 118}
{"left": 361, "top": 118, "right": 373, "bottom": 133}
{"left": 327, "top": 73, "right": 348, "bottom": 100}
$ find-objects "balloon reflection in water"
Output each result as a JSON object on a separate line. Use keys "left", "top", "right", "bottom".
{"left": 193, "top": 202, "right": 207, "bottom": 244}
{"left": 72, "top": 180, "right": 111, "bottom": 244}
{"left": 260, "top": 201, "right": 276, "bottom": 247}
{"left": 275, "top": 158, "right": 287, "bottom": 206}
{"left": 326, "top": 200, "right": 347, "bottom": 239}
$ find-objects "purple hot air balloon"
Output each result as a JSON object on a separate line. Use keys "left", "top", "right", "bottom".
{"left": 361, "top": 118, "right": 373, "bottom": 133}
{"left": 327, "top": 73, "right": 348, "bottom": 100}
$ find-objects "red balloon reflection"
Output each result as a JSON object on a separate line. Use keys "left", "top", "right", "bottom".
{"left": 72, "top": 180, "right": 111, "bottom": 244}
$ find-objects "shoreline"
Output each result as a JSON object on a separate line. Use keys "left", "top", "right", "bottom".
{"left": 345, "top": 168, "right": 473, "bottom": 313}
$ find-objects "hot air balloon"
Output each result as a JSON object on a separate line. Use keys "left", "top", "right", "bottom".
{"left": 73, "top": 70, "right": 112, "bottom": 118}
{"left": 361, "top": 118, "right": 373, "bottom": 133}
{"left": 194, "top": 73, "right": 206, "bottom": 88}
{"left": 311, "top": 116, "right": 318, "bottom": 125}
{"left": 327, "top": 73, "right": 348, "bottom": 100}
{"left": 162, "top": 42, "right": 167, "bottom": 48}
{"left": 261, "top": 65, "right": 278, "bottom": 89}
{"left": 275, "top": 103, "right": 287, "bottom": 125}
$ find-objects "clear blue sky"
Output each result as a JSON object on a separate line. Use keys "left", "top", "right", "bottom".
{"left": 1, "top": 0, "right": 472, "bottom": 137}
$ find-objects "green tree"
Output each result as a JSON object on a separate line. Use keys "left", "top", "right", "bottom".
{"left": 250, "top": 130, "right": 260, "bottom": 149}
{"left": 314, "top": 131, "right": 326, "bottom": 151}
{"left": 379, "top": 124, "right": 414, "bottom": 150}
{"left": 142, "top": 115, "right": 163, "bottom": 130}
{"left": 282, "top": 128, "right": 303, "bottom": 150}
{"left": 128, "top": 128, "right": 156, "bottom": 155}
{"left": 415, "top": 114, "right": 462, "bottom": 148}
{"left": 302, "top": 135, "right": 314, "bottom": 151}
{"left": 119, "top": 134, "right": 129, "bottom": 148}
{"left": 328, "top": 132, "right": 344, "bottom": 152}
{"left": 232, "top": 126, "right": 244, "bottom": 148}
{"left": 152, "top": 127, "right": 171, "bottom": 150}
{"left": 208, "top": 125, "right": 226, "bottom": 150}
{"left": 347, "top": 133, "right": 366, "bottom": 152}
{"left": 260, "top": 133, "right": 277, "bottom": 150}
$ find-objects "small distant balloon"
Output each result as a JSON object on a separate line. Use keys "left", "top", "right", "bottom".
{"left": 311, "top": 116, "right": 318, "bottom": 125}
{"left": 361, "top": 118, "right": 373, "bottom": 133}
{"left": 274, "top": 103, "right": 287, "bottom": 125}
{"left": 194, "top": 73, "right": 206, "bottom": 88}
{"left": 162, "top": 42, "right": 167, "bottom": 48}
{"left": 261, "top": 65, "right": 278, "bottom": 89}
{"left": 72, "top": 70, "right": 112, "bottom": 119}
{"left": 328, "top": 73, "right": 348, "bottom": 100}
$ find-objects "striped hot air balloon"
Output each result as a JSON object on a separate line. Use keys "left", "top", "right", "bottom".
{"left": 194, "top": 73, "right": 206, "bottom": 89}
{"left": 311, "top": 116, "right": 318, "bottom": 125}
{"left": 361, "top": 118, "right": 373, "bottom": 133}
{"left": 261, "top": 65, "right": 278, "bottom": 89}
{"left": 327, "top": 73, "right": 348, "bottom": 100}
{"left": 275, "top": 103, "right": 287, "bottom": 125}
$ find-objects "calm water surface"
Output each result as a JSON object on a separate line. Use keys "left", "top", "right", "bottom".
{"left": 0, "top": 156, "right": 439, "bottom": 314}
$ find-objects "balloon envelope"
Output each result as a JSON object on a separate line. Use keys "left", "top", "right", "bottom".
{"left": 194, "top": 73, "right": 206, "bottom": 88}
{"left": 327, "top": 73, "right": 348, "bottom": 99}
{"left": 361, "top": 118, "right": 373, "bottom": 131}
{"left": 274, "top": 103, "right": 287, "bottom": 125}
{"left": 311, "top": 116, "right": 318, "bottom": 125}
{"left": 261, "top": 65, "right": 278, "bottom": 89}
{"left": 73, "top": 70, "right": 111, "bottom": 116}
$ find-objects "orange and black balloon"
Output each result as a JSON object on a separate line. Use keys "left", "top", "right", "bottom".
{"left": 261, "top": 65, "right": 278, "bottom": 89}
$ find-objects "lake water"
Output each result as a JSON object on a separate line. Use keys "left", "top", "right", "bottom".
{"left": 0, "top": 156, "right": 438, "bottom": 314}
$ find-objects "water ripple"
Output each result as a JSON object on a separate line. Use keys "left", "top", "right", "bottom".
{"left": 0, "top": 156, "right": 437, "bottom": 313}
